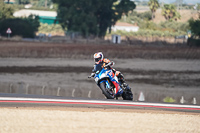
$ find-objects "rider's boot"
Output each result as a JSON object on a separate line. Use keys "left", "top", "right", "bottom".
{"left": 122, "top": 82, "right": 131, "bottom": 92}
{"left": 117, "top": 73, "right": 131, "bottom": 91}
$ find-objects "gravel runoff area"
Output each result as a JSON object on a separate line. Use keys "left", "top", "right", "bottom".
{"left": 0, "top": 107, "right": 200, "bottom": 133}
{"left": 0, "top": 58, "right": 200, "bottom": 71}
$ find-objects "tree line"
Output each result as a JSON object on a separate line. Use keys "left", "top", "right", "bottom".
{"left": 0, "top": 0, "right": 200, "bottom": 39}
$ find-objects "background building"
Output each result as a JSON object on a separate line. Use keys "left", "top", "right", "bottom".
{"left": 14, "top": 9, "right": 58, "bottom": 24}
{"left": 112, "top": 22, "right": 139, "bottom": 32}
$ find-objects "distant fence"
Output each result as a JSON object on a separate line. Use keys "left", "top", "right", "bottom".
{"left": 0, "top": 34, "right": 188, "bottom": 46}
{"left": 125, "top": 36, "right": 188, "bottom": 45}
{"left": 48, "top": 35, "right": 188, "bottom": 45}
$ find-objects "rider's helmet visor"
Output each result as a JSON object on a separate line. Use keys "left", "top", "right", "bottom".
{"left": 95, "top": 57, "right": 101, "bottom": 63}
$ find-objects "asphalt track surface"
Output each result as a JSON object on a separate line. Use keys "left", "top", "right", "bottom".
{"left": 0, "top": 93, "right": 200, "bottom": 113}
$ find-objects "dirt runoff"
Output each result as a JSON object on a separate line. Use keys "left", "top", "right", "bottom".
{"left": 0, "top": 107, "right": 200, "bottom": 133}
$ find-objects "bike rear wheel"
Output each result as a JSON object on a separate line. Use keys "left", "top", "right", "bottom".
{"left": 100, "top": 82, "right": 115, "bottom": 99}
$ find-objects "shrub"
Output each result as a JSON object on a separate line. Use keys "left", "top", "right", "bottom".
{"left": 159, "top": 21, "right": 189, "bottom": 32}
{"left": 38, "top": 23, "right": 64, "bottom": 35}
{"left": 125, "top": 11, "right": 152, "bottom": 28}
{"left": 163, "top": 96, "right": 176, "bottom": 103}
{"left": 0, "top": 14, "right": 40, "bottom": 38}
{"left": 110, "top": 29, "right": 186, "bottom": 38}
{"left": 0, "top": 18, "right": 37, "bottom": 38}
{"left": 187, "top": 38, "right": 200, "bottom": 47}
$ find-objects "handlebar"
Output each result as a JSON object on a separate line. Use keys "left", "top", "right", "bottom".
{"left": 104, "top": 61, "right": 114, "bottom": 68}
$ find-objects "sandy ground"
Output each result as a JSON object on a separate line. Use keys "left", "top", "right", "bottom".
{"left": 0, "top": 107, "right": 200, "bottom": 133}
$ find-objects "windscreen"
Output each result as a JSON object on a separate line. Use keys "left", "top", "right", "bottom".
{"left": 93, "top": 64, "right": 102, "bottom": 74}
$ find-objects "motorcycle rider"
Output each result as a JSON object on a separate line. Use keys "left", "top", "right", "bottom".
{"left": 89, "top": 52, "right": 131, "bottom": 92}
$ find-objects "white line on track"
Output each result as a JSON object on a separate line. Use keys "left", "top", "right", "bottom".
{"left": 0, "top": 97, "right": 200, "bottom": 110}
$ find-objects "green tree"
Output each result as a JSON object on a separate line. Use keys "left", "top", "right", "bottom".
{"left": 161, "top": 4, "right": 181, "bottom": 21}
{"left": 15, "top": 0, "right": 30, "bottom": 5}
{"left": 189, "top": 19, "right": 200, "bottom": 37}
{"left": 52, "top": 0, "right": 136, "bottom": 38}
{"left": 148, "top": 0, "right": 159, "bottom": 20}
{"left": 37, "top": 0, "right": 52, "bottom": 8}
{"left": 25, "top": 14, "right": 40, "bottom": 33}
{"left": 0, "top": 1, "right": 14, "bottom": 20}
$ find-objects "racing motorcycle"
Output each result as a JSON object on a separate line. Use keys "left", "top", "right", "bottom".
{"left": 88, "top": 63, "right": 133, "bottom": 100}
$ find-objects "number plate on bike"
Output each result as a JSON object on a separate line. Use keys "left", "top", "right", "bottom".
{"left": 95, "top": 77, "right": 99, "bottom": 82}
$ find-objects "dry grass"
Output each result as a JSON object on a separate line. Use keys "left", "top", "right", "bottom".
{"left": 136, "top": 8, "right": 194, "bottom": 23}
{"left": 152, "top": 9, "right": 195, "bottom": 23}
{"left": 0, "top": 40, "right": 200, "bottom": 59}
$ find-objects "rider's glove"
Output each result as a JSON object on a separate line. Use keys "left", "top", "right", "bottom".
{"left": 104, "top": 61, "right": 115, "bottom": 68}
{"left": 88, "top": 73, "right": 95, "bottom": 78}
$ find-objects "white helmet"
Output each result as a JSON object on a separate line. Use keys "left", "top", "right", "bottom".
{"left": 94, "top": 52, "right": 103, "bottom": 64}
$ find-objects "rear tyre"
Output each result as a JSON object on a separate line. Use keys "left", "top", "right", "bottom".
{"left": 122, "top": 90, "right": 133, "bottom": 100}
{"left": 100, "top": 82, "right": 114, "bottom": 99}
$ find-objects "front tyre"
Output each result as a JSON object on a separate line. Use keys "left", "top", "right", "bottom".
{"left": 100, "top": 82, "right": 115, "bottom": 99}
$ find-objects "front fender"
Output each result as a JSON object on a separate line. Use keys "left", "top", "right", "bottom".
{"left": 97, "top": 77, "right": 109, "bottom": 86}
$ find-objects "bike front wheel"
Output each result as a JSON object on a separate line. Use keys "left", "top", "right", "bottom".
{"left": 100, "top": 82, "right": 115, "bottom": 99}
